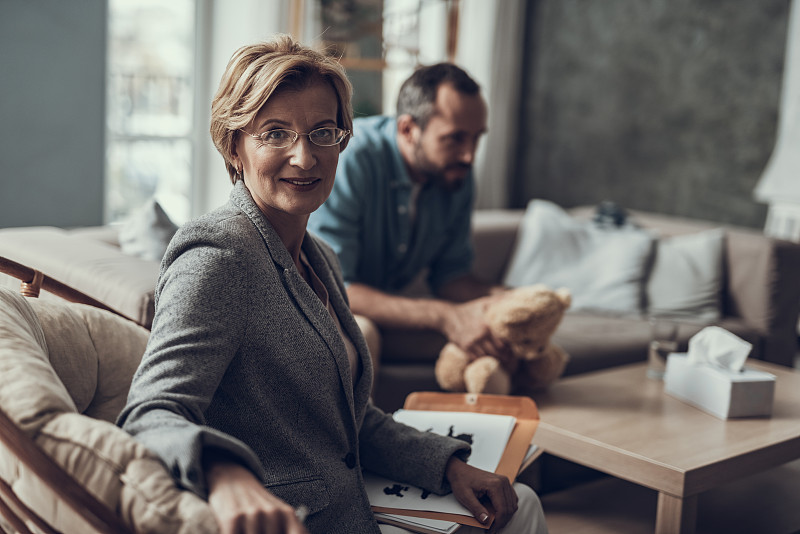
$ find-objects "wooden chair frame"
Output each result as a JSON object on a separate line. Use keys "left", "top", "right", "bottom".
{"left": 0, "top": 256, "right": 124, "bottom": 317}
{"left": 0, "top": 256, "right": 134, "bottom": 534}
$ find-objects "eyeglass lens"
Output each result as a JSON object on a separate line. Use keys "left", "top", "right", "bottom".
{"left": 257, "top": 128, "right": 347, "bottom": 148}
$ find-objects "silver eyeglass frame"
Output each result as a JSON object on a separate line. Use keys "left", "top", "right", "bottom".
{"left": 240, "top": 127, "right": 351, "bottom": 148}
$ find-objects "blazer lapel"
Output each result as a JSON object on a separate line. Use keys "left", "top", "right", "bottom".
{"left": 303, "top": 236, "right": 374, "bottom": 416}
{"left": 230, "top": 183, "right": 360, "bottom": 419}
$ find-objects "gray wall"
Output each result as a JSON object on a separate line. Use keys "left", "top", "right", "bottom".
{"left": 0, "top": 0, "right": 107, "bottom": 228}
{"left": 0, "top": 1, "right": 790, "bottom": 229}
{"left": 515, "top": 0, "right": 790, "bottom": 228}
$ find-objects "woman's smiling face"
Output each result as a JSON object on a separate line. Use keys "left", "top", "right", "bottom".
{"left": 233, "top": 81, "right": 341, "bottom": 222}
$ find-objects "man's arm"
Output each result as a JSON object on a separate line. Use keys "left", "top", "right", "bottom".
{"left": 347, "top": 279, "right": 509, "bottom": 361}
{"left": 435, "top": 273, "right": 506, "bottom": 303}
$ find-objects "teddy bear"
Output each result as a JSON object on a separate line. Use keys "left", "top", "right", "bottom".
{"left": 434, "top": 284, "right": 571, "bottom": 395}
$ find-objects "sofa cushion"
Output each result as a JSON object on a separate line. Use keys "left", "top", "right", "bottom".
{"left": 0, "top": 288, "right": 218, "bottom": 533}
{"left": 119, "top": 198, "right": 179, "bottom": 262}
{"left": 646, "top": 228, "right": 725, "bottom": 321}
{"left": 503, "top": 200, "right": 655, "bottom": 313}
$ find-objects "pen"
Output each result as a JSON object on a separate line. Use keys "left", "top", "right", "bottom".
{"left": 295, "top": 504, "right": 309, "bottom": 524}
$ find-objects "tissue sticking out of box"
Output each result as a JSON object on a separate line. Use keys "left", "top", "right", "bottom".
{"left": 665, "top": 327, "right": 774, "bottom": 419}
{"left": 686, "top": 326, "right": 752, "bottom": 372}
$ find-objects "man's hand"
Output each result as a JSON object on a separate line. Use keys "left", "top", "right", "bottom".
{"left": 346, "top": 281, "right": 516, "bottom": 368}
{"left": 442, "top": 296, "right": 514, "bottom": 368}
{"left": 206, "top": 461, "right": 309, "bottom": 534}
{"left": 445, "top": 456, "right": 518, "bottom": 533}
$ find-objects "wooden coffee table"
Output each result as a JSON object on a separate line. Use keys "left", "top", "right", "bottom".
{"left": 529, "top": 361, "right": 800, "bottom": 534}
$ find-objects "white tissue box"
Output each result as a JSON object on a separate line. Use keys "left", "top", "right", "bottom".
{"left": 664, "top": 354, "right": 776, "bottom": 420}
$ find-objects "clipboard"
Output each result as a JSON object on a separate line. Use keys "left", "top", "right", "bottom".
{"left": 371, "top": 392, "right": 540, "bottom": 529}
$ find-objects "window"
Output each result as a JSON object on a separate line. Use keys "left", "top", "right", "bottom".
{"left": 105, "top": 0, "right": 196, "bottom": 224}
{"left": 291, "top": 0, "right": 460, "bottom": 116}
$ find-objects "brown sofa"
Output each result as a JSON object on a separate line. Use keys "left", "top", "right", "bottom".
{"left": 371, "top": 208, "right": 800, "bottom": 411}
{"left": 1, "top": 208, "right": 799, "bottom": 413}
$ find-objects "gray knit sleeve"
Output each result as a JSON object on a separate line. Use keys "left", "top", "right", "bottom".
{"left": 118, "top": 221, "right": 266, "bottom": 498}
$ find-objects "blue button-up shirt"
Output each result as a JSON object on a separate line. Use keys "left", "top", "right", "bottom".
{"left": 308, "top": 115, "right": 474, "bottom": 294}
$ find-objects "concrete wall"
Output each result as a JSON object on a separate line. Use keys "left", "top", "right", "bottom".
{"left": 0, "top": 0, "right": 107, "bottom": 228}
{"left": 0, "top": 1, "right": 790, "bottom": 230}
{"left": 515, "top": 0, "right": 790, "bottom": 228}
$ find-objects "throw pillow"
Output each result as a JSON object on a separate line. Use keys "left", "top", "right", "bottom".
{"left": 119, "top": 198, "right": 179, "bottom": 261}
{"left": 646, "top": 228, "right": 725, "bottom": 321}
{"left": 503, "top": 200, "right": 655, "bottom": 313}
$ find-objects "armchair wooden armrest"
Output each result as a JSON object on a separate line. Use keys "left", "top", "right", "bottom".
{"left": 0, "top": 256, "right": 124, "bottom": 318}
{"left": 0, "top": 406, "right": 134, "bottom": 534}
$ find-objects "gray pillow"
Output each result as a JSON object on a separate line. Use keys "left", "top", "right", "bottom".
{"left": 119, "top": 199, "right": 178, "bottom": 262}
{"left": 646, "top": 229, "right": 725, "bottom": 320}
{"left": 503, "top": 200, "right": 655, "bottom": 313}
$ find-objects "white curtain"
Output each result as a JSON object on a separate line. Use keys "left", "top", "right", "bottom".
{"left": 457, "top": 0, "right": 528, "bottom": 209}
{"left": 196, "top": 0, "right": 530, "bottom": 214}
{"left": 196, "top": 0, "right": 290, "bottom": 217}
{"left": 754, "top": 0, "right": 800, "bottom": 205}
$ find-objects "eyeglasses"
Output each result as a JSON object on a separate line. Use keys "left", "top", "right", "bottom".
{"left": 241, "top": 127, "right": 350, "bottom": 148}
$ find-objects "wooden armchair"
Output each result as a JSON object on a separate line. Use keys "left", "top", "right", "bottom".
{"left": 0, "top": 257, "right": 217, "bottom": 534}
{"left": 0, "top": 407, "right": 133, "bottom": 534}
{"left": 0, "top": 256, "right": 122, "bottom": 316}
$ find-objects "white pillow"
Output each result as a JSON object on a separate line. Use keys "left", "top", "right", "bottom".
{"left": 119, "top": 198, "right": 179, "bottom": 261}
{"left": 503, "top": 200, "right": 655, "bottom": 313}
{"left": 646, "top": 229, "right": 725, "bottom": 320}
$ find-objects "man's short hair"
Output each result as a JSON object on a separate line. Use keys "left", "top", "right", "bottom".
{"left": 396, "top": 63, "right": 480, "bottom": 130}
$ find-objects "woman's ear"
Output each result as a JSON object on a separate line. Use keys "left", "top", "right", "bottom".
{"left": 230, "top": 140, "right": 243, "bottom": 174}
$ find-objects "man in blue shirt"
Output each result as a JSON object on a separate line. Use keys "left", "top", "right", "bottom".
{"left": 309, "top": 63, "right": 510, "bottom": 366}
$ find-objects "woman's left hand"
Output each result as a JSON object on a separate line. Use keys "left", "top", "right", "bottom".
{"left": 206, "top": 460, "right": 310, "bottom": 534}
{"left": 444, "top": 456, "right": 518, "bottom": 533}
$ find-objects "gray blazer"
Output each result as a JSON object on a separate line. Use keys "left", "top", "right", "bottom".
{"left": 118, "top": 181, "right": 469, "bottom": 534}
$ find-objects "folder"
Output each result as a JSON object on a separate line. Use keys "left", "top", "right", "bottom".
{"left": 370, "top": 392, "right": 540, "bottom": 530}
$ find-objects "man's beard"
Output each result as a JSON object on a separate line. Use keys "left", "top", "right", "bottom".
{"left": 412, "top": 142, "right": 471, "bottom": 191}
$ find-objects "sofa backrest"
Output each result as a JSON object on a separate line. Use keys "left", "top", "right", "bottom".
{"left": 471, "top": 207, "right": 800, "bottom": 366}
{"left": 622, "top": 209, "right": 800, "bottom": 363}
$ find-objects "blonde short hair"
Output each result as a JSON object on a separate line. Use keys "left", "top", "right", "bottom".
{"left": 210, "top": 35, "right": 354, "bottom": 183}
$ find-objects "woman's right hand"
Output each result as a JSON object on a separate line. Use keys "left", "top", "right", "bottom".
{"left": 206, "top": 461, "right": 310, "bottom": 534}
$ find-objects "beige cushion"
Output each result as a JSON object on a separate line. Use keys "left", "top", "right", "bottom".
{"left": 0, "top": 286, "right": 75, "bottom": 436}
{"left": 28, "top": 298, "right": 149, "bottom": 422}
{"left": 646, "top": 229, "right": 725, "bottom": 320}
{"left": 0, "top": 288, "right": 218, "bottom": 533}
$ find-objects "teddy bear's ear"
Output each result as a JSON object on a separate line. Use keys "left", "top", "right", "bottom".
{"left": 495, "top": 305, "right": 536, "bottom": 327}
{"left": 555, "top": 287, "right": 572, "bottom": 308}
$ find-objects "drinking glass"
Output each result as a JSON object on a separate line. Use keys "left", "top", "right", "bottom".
{"left": 647, "top": 318, "right": 678, "bottom": 380}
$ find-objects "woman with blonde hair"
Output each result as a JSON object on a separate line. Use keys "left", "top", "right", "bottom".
{"left": 119, "top": 35, "right": 546, "bottom": 534}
